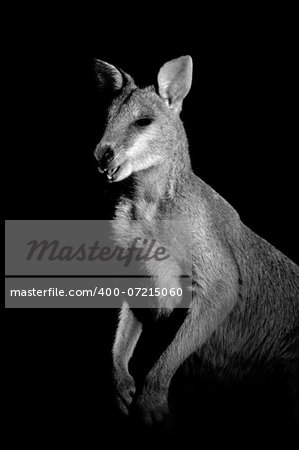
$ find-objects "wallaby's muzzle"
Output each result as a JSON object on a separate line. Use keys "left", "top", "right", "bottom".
{"left": 94, "top": 142, "right": 132, "bottom": 182}
{"left": 94, "top": 143, "right": 118, "bottom": 180}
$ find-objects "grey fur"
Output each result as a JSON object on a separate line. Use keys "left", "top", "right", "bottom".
{"left": 94, "top": 56, "right": 299, "bottom": 426}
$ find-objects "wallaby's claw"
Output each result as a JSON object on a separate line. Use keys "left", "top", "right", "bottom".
{"left": 114, "top": 373, "right": 136, "bottom": 416}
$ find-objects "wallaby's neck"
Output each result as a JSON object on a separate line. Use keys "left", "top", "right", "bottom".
{"left": 133, "top": 120, "right": 191, "bottom": 203}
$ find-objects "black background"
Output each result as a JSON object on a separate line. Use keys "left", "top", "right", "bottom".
{"left": 5, "top": 6, "right": 298, "bottom": 447}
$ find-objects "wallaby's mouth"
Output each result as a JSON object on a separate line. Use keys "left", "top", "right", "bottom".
{"left": 106, "top": 165, "right": 119, "bottom": 181}
{"left": 98, "top": 159, "right": 132, "bottom": 183}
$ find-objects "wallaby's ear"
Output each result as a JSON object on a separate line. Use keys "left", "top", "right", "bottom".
{"left": 94, "top": 59, "right": 134, "bottom": 92}
{"left": 158, "top": 56, "right": 193, "bottom": 113}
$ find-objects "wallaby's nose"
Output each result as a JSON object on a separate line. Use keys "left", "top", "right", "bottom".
{"left": 94, "top": 145, "right": 115, "bottom": 171}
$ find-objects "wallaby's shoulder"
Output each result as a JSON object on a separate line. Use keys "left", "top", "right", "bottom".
{"left": 185, "top": 172, "right": 299, "bottom": 299}
{"left": 179, "top": 172, "right": 242, "bottom": 244}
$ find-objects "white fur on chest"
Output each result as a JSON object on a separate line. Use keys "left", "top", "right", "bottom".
{"left": 113, "top": 199, "right": 189, "bottom": 311}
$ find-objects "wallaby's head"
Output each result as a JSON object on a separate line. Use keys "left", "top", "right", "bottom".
{"left": 94, "top": 56, "right": 193, "bottom": 183}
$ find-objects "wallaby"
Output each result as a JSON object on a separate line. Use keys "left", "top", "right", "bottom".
{"left": 94, "top": 56, "right": 299, "bottom": 428}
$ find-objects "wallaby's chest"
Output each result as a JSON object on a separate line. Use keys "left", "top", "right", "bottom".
{"left": 113, "top": 198, "right": 192, "bottom": 310}
{"left": 113, "top": 198, "right": 190, "bottom": 263}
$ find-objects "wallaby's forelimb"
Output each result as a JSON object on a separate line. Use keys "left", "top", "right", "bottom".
{"left": 144, "top": 293, "right": 236, "bottom": 391}
{"left": 113, "top": 302, "right": 142, "bottom": 374}
{"left": 112, "top": 302, "right": 142, "bottom": 414}
{"left": 134, "top": 284, "right": 238, "bottom": 424}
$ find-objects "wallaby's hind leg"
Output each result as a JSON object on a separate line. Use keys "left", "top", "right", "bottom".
{"left": 112, "top": 302, "right": 142, "bottom": 415}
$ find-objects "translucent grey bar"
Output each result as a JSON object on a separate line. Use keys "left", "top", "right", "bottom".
{"left": 5, "top": 277, "right": 192, "bottom": 309}
{"left": 5, "top": 220, "right": 192, "bottom": 277}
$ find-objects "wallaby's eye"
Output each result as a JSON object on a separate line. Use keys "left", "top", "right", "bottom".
{"left": 135, "top": 118, "right": 153, "bottom": 127}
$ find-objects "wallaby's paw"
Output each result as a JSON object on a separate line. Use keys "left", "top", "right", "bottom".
{"left": 134, "top": 389, "right": 169, "bottom": 426}
{"left": 113, "top": 373, "right": 136, "bottom": 416}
